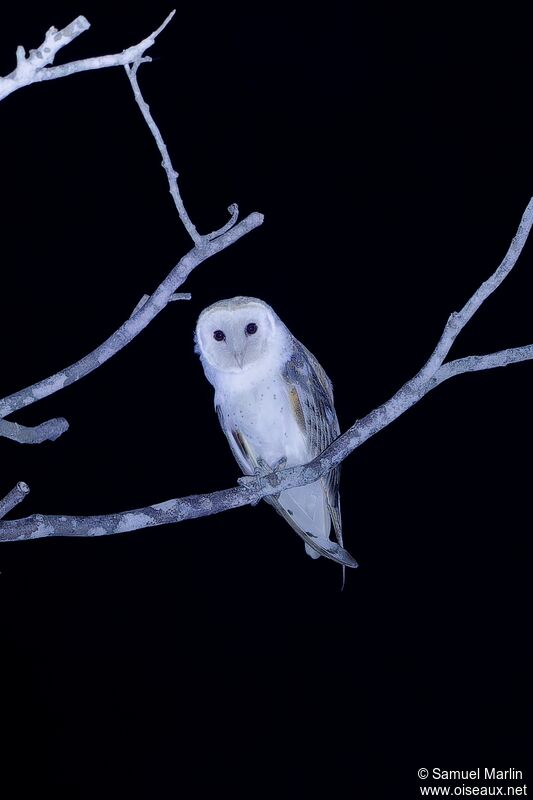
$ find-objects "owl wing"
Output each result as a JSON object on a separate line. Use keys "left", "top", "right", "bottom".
{"left": 282, "top": 337, "right": 344, "bottom": 549}
{"left": 216, "top": 404, "right": 260, "bottom": 474}
{"left": 216, "top": 402, "right": 357, "bottom": 570}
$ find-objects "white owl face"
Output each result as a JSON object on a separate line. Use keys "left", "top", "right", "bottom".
{"left": 195, "top": 297, "right": 279, "bottom": 373}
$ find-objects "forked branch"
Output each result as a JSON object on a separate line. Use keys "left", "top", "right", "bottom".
{"left": 0, "top": 11, "right": 175, "bottom": 101}
{"left": 2, "top": 200, "right": 532, "bottom": 541}
{"left": 0, "top": 13, "right": 264, "bottom": 444}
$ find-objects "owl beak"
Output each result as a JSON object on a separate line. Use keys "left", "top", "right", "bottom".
{"left": 232, "top": 348, "right": 245, "bottom": 369}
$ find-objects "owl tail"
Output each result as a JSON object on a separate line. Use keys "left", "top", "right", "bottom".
{"left": 265, "top": 488, "right": 357, "bottom": 569}
{"left": 305, "top": 543, "right": 347, "bottom": 590}
{"left": 304, "top": 543, "right": 321, "bottom": 559}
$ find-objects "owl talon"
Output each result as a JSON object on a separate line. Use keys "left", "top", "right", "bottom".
{"left": 269, "top": 458, "right": 288, "bottom": 488}
{"left": 237, "top": 473, "right": 263, "bottom": 505}
{"left": 237, "top": 474, "right": 259, "bottom": 486}
{"left": 255, "top": 456, "right": 287, "bottom": 474}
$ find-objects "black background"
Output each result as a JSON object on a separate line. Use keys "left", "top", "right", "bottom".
{"left": 0, "top": 2, "right": 531, "bottom": 797}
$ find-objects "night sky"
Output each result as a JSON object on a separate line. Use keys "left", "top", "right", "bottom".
{"left": 0, "top": 2, "right": 531, "bottom": 797}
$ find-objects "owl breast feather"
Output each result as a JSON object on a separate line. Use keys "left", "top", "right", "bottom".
{"left": 218, "top": 371, "right": 309, "bottom": 470}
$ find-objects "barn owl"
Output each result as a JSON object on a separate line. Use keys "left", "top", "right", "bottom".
{"left": 194, "top": 296, "right": 357, "bottom": 572}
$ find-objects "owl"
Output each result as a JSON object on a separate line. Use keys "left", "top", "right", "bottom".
{"left": 194, "top": 296, "right": 357, "bottom": 572}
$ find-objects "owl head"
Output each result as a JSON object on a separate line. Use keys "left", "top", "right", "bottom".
{"left": 195, "top": 296, "right": 287, "bottom": 374}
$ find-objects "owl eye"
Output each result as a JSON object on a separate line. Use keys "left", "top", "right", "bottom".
{"left": 245, "top": 322, "right": 258, "bottom": 336}
{"left": 213, "top": 330, "right": 226, "bottom": 342}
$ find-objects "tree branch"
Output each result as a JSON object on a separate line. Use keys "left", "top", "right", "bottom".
{"left": 124, "top": 58, "right": 202, "bottom": 245}
{"left": 0, "top": 343, "right": 531, "bottom": 542}
{"left": 0, "top": 13, "right": 264, "bottom": 443}
{"left": 0, "top": 212, "right": 263, "bottom": 428}
{"left": 428, "top": 345, "right": 533, "bottom": 390}
{"left": 0, "top": 417, "right": 69, "bottom": 444}
{"left": 2, "top": 200, "right": 533, "bottom": 544}
{"left": 416, "top": 198, "right": 533, "bottom": 386}
{"left": 0, "top": 482, "right": 30, "bottom": 519}
{"left": 0, "top": 11, "right": 175, "bottom": 102}
{"left": 124, "top": 61, "right": 242, "bottom": 246}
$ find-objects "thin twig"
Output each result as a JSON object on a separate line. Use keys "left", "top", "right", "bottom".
{"left": 416, "top": 198, "right": 533, "bottom": 386}
{"left": 124, "top": 60, "right": 204, "bottom": 244}
{"left": 169, "top": 292, "right": 192, "bottom": 302}
{"left": 132, "top": 291, "right": 189, "bottom": 314}
{"left": 0, "top": 482, "right": 30, "bottom": 519}
{"left": 0, "top": 12, "right": 176, "bottom": 102}
{"left": 428, "top": 346, "right": 533, "bottom": 390}
{"left": 206, "top": 204, "right": 240, "bottom": 241}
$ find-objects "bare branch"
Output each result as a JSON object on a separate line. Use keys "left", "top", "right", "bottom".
{"left": 206, "top": 204, "right": 240, "bottom": 241}
{"left": 416, "top": 198, "right": 533, "bottom": 386}
{"left": 0, "top": 482, "right": 30, "bottom": 519}
{"left": 0, "top": 14, "right": 264, "bottom": 441}
{"left": 124, "top": 60, "right": 204, "bottom": 244}
{"left": 0, "top": 11, "right": 175, "bottom": 102}
{"left": 2, "top": 199, "right": 532, "bottom": 544}
{"left": 0, "top": 212, "right": 264, "bottom": 430}
{"left": 2, "top": 340, "right": 532, "bottom": 542}
{"left": 0, "top": 417, "right": 69, "bottom": 444}
{"left": 428, "top": 345, "right": 533, "bottom": 390}
{"left": 134, "top": 290, "right": 190, "bottom": 313}
{"left": 169, "top": 292, "right": 192, "bottom": 302}
{"left": 131, "top": 294, "right": 151, "bottom": 315}
{"left": 1, "top": 15, "right": 531, "bottom": 551}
